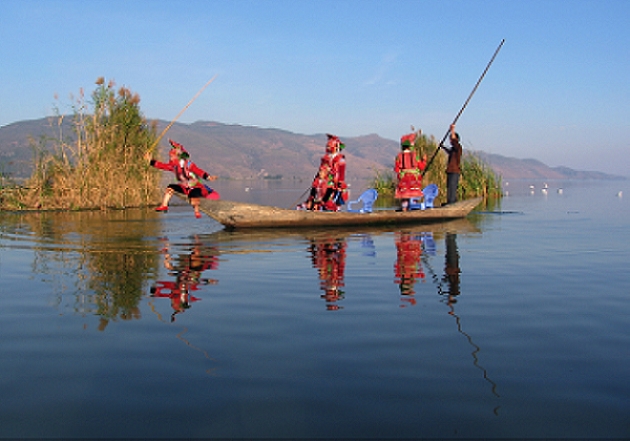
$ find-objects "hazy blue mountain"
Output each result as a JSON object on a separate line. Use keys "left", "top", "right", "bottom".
{"left": 1, "top": 117, "right": 625, "bottom": 181}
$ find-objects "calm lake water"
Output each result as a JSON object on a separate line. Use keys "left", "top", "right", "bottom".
{"left": 1, "top": 179, "right": 628, "bottom": 438}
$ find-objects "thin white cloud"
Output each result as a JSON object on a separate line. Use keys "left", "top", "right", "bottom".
{"left": 363, "top": 52, "right": 399, "bottom": 86}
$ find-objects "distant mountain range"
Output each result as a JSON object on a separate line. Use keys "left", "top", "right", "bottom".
{"left": 0, "top": 117, "right": 626, "bottom": 181}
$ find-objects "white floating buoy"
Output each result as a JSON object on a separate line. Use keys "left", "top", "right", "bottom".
{"left": 557, "top": 188, "right": 563, "bottom": 194}
{"left": 245, "top": 187, "right": 251, "bottom": 192}
{"left": 617, "top": 191, "right": 623, "bottom": 198}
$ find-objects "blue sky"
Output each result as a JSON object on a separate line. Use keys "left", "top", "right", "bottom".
{"left": 1, "top": 0, "right": 628, "bottom": 176}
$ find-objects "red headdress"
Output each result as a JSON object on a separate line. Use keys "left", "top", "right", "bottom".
{"left": 326, "top": 133, "right": 345, "bottom": 152}
{"left": 169, "top": 139, "right": 189, "bottom": 159}
{"left": 400, "top": 133, "right": 416, "bottom": 148}
{"left": 169, "top": 139, "right": 184, "bottom": 150}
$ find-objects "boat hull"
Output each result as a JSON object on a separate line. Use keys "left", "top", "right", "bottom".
{"left": 198, "top": 197, "right": 483, "bottom": 230}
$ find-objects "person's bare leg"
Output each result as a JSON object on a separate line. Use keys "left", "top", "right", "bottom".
{"left": 161, "top": 188, "right": 174, "bottom": 207}
{"left": 191, "top": 198, "right": 201, "bottom": 218}
{"left": 156, "top": 188, "right": 174, "bottom": 211}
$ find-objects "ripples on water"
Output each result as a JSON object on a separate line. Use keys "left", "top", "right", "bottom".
{"left": 0, "top": 180, "right": 628, "bottom": 438}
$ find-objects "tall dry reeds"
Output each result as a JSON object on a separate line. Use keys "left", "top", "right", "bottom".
{"left": 1, "top": 78, "right": 161, "bottom": 210}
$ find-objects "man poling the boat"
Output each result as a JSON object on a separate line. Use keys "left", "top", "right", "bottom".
{"left": 422, "top": 39, "right": 504, "bottom": 183}
{"left": 299, "top": 134, "right": 348, "bottom": 211}
{"left": 149, "top": 139, "right": 219, "bottom": 219}
{"left": 394, "top": 131, "right": 427, "bottom": 211}
{"left": 442, "top": 124, "right": 463, "bottom": 204}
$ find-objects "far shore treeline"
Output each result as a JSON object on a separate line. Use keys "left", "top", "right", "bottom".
{"left": 0, "top": 79, "right": 501, "bottom": 211}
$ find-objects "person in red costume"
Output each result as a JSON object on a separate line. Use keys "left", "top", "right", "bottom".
{"left": 150, "top": 236, "right": 219, "bottom": 322}
{"left": 149, "top": 139, "right": 218, "bottom": 218}
{"left": 324, "top": 134, "right": 348, "bottom": 211}
{"left": 394, "top": 132, "right": 427, "bottom": 211}
{"left": 394, "top": 231, "right": 426, "bottom": 306}
{"left": 304, "top": 167, "right": 330, "bottom": 211}
{"left": 308, "top": 236, "right": 347, "bottom": 310}
{"left": 301, "top": 134, "right": 348, "bottom": 211}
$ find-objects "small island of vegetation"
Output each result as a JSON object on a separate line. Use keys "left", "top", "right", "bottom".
{"left": 0, "top": 78, "right": 161, "bottom": 211}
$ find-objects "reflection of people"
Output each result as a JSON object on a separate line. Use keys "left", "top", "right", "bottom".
{"left": 394, "top": 231, "right": 426, "bottom": 306}
{"left": 441, "top": 124, "right": 462, "bottom": 205}
{"left": 308, "top": 236, "right": 347, "bottom": 310}
{"left": 149, "top": 139, "right": 218, "bottom": 218}
{"left": 300, "top": 134, "right": 347, "bottom": 211}
{"left": 150, "top": 237, "right": 219, "bottom": 322}
{"left": 150, "top": 280, "right": 201, "bottom": 322}
{"left": 442, "top": 233, "right": 460, "bottom": 305}
{"left": 395, "top": 132, "right": 427, "bottom": 211}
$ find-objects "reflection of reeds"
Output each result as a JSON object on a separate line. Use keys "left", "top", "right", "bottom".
{"left": 370, "top": 133, "right": 502, "bottom": 205}
{"left": 1, "top": 78, "right": 160, "bottom": 211}
{"left": 10, "top": 209, "right": 162, "bottom": 330}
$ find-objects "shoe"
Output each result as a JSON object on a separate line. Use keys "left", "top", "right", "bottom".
{"left": 155, "top": 206, "right": 168, "bottom": 212}
{"left": 195, "top": 212, "right": 202, "bottom": 219}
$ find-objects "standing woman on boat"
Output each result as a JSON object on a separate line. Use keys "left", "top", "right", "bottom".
{"left": 149, "top": 139, "right": 218, "bottom": 218}
{"left": 441, "top": 124, "right": 462, "bottom": 204}
{"left": 394, "top": 132, "right": 427, "bottom": 211}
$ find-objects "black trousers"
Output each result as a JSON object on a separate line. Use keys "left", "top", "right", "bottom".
{"left": 446, "top": 172, "right": 460, "bottom": 204}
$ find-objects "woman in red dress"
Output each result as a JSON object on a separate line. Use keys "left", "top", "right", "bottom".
{"left": 394, "top": 132, "right": 427, "bottom": 211}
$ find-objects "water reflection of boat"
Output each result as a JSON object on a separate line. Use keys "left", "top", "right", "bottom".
{"left": 198, "top": 197, "right": 482, "bottom": 230}
{"left": 203, "top": 218, "right": 479, "bottom": 311}
{"left": 203, "top": 217, "right": 480, "bottom": 248}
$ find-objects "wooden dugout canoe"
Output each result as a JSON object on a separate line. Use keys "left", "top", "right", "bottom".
{"left": 197, "top": 196, "right": 483, "bottom": 230}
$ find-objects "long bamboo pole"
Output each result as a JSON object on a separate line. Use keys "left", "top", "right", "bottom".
{"left": 422, "top": 40, "right": 504, "bottom": 177}
{"left": 150, "top": 75, "right": 218, "bottom": 151}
